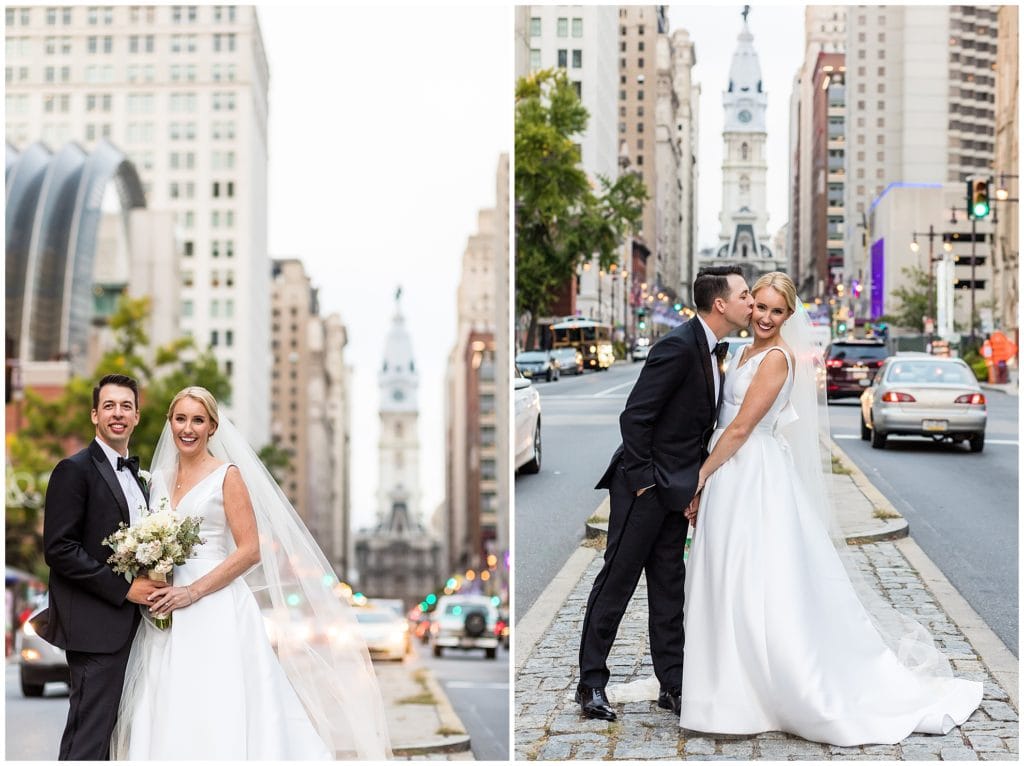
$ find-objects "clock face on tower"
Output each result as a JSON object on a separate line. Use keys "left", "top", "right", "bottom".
{"left": 738, "top": 109, "right": 752, "bottom": 124}
{"left": 392, "top": 388, "right": 404, "bottom": 402}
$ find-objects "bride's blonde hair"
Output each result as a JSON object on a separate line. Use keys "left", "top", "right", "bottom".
{"left": 167, "top": 386, "right": 220, "bottom": 433}
{"left": 751, "top": 271, "right": 797, "bottom": 314}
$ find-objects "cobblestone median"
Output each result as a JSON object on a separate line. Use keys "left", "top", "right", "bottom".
{"left": 515, "top": 542, "right": 1018, "bottom": 761}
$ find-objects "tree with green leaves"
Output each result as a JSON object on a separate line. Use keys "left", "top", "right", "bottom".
{"left": 6, "top": 296, "right": 290, "bottom": 577}
{"left": 515, "top": 68, "right": 647, "bottom": 349}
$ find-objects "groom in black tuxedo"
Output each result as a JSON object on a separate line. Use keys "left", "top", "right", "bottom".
{"left": 40, "top": 374, "right": 169, "bottom": 760}
{"left": 577, "top": 266, "right": 753, "bottom": 720}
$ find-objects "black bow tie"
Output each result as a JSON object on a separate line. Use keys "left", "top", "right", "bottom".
{"left": 117, "top": 455, "right": 140, "bottom": 477}
{"left": 713, "top": 341, "right": 729, "bottom": 365}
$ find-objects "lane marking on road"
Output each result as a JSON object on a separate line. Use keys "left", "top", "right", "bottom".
{"left": 591, "top": 380, "right": 636, "bottom": 397}
{"left": 444, "top": 681, "right": 509, "bottom": 690}
{"left": 833, "top": 434, "right": 1018, "bottom": 446}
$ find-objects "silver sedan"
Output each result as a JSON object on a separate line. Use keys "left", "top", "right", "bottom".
{"left": 859, "top": 354, "right": 987, "bottom": 452}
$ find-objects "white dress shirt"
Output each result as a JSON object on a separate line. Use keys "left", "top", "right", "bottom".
{"left": 95, "top": 437, "right": 148, "bottom": 524}
{"left": 696, "top": 314, "right": 723, "bottom": 403}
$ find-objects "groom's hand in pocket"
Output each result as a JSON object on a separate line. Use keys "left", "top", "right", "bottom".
{"left": 126, "top": 576, "right": 171, "bottom": 605}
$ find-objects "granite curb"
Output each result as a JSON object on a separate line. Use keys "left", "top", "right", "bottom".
{"left": 391, "top": 668, "right": 473, "bottom": 756}
{"left": 379, "top": 663, "right": 473, "bottom": 758}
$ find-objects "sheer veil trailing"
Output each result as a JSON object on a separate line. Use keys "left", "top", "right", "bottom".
{"left": 608, "top": 299, "right": 953, "bottom": 705}
{"left": 112, "top": 414, "right": 392, "bottom": 760}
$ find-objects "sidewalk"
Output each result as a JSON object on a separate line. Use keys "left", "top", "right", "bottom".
{"left": 515, "top": 443, "right": 1019, "bottom": 761}
{"left": 376, "top": 662, "right": 474, "bottom": 760}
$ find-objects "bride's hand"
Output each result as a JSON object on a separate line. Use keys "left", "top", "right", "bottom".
{"left": 149, "top": 584, "right": 197, "bottom": 617}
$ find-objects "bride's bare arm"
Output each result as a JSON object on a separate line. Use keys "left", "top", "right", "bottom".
{"left": 150, "top": 466, "right": 260, "bottom": 617}
{"left": 696, "top": 349, "right": 789, "bottom": 489}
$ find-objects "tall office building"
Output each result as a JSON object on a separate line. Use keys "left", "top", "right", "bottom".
{"left": 5, "top": 5, "right": 271, "bottom": 445}
{"left": 992, "top": 6, "right": 1019, "bottom": 336}
{"left": 843, "top": 6, "right": 999, "bottom": 291}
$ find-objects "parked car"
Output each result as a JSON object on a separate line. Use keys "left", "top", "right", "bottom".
{"left": 18, "top": 598, "right": 69, "bottom": 697}
{"left": 514, "top": 367, "right": 542, "bottom": 474}
{"left": 515, "top": 350, "right": 560, "bottom": 382}
{"left": 353, "top": 606, "right": 410, "bottom": 661}
{"left": 859, "top": 355, "right": 987, "bottom": 452}
{"left": 549, "top": 347, "right": 584, "bottom": 375}
{"left": 630, "top": 338, "right": 651, "bottom": 362}
{"left": 825, "top": 339, "right": 888, "bottom": 400}
{"left": 430, "top": 594, "right": 499, "bottom": 659}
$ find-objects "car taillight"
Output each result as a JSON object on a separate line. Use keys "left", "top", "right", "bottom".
{"left": 954, "top": 393, "right": 986, "bottom": 405}
{"left": 874, "top": 359, "right": 886, "bottom": 367}
{"left": 826, "top": 359, "right": 843, "bottom": 368}
{"left": 881, "top": 391, "right": 916, "bottom": 403}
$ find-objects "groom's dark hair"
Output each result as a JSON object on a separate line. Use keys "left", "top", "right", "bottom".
{"left": 693, "top": 265, "right": 744, "bottom": 313}
{"left": 93, "top": 373, "right": 140, "bottom": 409}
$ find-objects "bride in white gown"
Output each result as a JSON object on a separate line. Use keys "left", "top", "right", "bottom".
{"left": 678, "top": 272, "right": 982, "bottom": 746}
{"left": 111, "top": 387, "right": 391, "bottom": 760}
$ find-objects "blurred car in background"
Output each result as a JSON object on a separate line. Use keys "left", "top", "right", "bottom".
{"left": 860, "top": 355, "right": 987, "bottom": 452}
{"left": 630, "top": 338, "right": 651, "bottom": 362}
{"left": 431, "top": 594, "right": 499, "bottom": 659}
{"left": 514, "top": 367, "right": 542, "bottom": 474}
{"left": 549, "top": 347, "right": 584, "bottom": 375}
{"left": 18, "top": 598, "right": 69, "bottom": 697}
{"left": 825, "top": 339, "right": 888, "bottom": 400}
{"left": 354, "top": 606, "right": 410, "bottom": 661}
{"left": 495, "top": 609, "right": 510, "bottom": 649}
{"left": 515, "top": 350, "right": 560, "bottom": 382}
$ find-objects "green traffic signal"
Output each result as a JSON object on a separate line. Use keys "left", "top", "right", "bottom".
{"left": 967, "top": 178, "right": 991, "bottom": 219}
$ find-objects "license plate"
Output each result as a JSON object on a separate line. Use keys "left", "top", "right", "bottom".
{"left": 923, "top": 419, "right": 948, "bottom": 432}
{"left": 858, "top": 378, "right": 871, "bottom": 387}
{"left": 850, "top": 370, "right": 868, "bottom": 380}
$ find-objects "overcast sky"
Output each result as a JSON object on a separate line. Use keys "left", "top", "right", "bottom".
{"left": 669, "top": 4, "right": 806, "bottom": 250}
{"left": 259, "top": 6, "right": 511, "bottom": 539}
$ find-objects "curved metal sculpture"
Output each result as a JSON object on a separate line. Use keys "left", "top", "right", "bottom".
{"left": 5, "top": 139, "right": 146, "bottom": 367}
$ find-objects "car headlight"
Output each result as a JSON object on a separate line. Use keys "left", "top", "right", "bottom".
{"left": 21, "top": 648, "right": 41, "bottom": 662}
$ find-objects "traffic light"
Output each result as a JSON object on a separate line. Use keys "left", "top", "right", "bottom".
{"left": 967, "top": 177, "right": 991, "bottom": 219}
{"left": 637, "top": 308, "right": 647, "bottom": 330}
{"left": 836, "top": 320, "right": 848, "bottom": 335}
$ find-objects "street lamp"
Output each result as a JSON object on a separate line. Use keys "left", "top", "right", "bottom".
{"left": 909, "top": 225, "right": 944, "bottom": 345}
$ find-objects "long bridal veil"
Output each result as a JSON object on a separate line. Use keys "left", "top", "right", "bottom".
{"left": 113, "top": 414, "right": 392, "bottom": 760}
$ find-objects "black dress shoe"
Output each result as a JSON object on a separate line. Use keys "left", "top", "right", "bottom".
{"left": 658, "top": 688, "right": 681, "bottom": 716}
{"left": 575, "top": 683, "right": 617, "bottom": 721}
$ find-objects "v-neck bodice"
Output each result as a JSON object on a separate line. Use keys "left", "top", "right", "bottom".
{"left": 165, "top": 462, "right": 233, "bottom": 560}
{"left": 718, "top": 346, "right": 795, "bottom": 435}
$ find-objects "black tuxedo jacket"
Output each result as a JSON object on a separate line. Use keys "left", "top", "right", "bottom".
{"left": 597, "top": 317, "right": 719, "bottom": 511}
{"left": 40, "top": 440, "right": 146, "bottom": 653}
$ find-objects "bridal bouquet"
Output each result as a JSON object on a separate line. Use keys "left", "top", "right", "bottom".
{"left": 102, "top": 498, "right": 205, "bottom": 630}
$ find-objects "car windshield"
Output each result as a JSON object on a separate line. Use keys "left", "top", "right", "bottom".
{"left": 355, "top": 611, "right": 396, "bottom": 624}
{"left": 551, "top": 349, "right": 574, "bottom": 358}
{"left": 516, "top": 352, "right": 547, "bottom": 362}
{"left": 829, "top": 344, "right": 886, "bottom": 361}
{"left": 885, "top": 361, "right": 976, "bottom": 385}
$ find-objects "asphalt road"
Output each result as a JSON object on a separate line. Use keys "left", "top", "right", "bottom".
{"left": 5, "top": 660, "right": 67, "bottom": 761}
{"left": 828, "top": 391, "right": 1019, "bottom": 655}
{"left": 415, "top": 639, "right": 510, "bottom": 760}
{"left": 514, "top": 362, "right": 642, "bottom": 618}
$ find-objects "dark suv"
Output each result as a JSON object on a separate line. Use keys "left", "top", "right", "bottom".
{"left": 825, "top": 339, "right": 888, "bottom": 400}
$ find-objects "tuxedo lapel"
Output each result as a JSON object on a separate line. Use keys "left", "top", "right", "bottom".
{"left": 690, "top": 319, "right": 716, "bottom": 408}
{"left": 89, "top": 441, "right": 131, "bottom": 524}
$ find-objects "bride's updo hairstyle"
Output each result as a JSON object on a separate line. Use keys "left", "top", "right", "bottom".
{"left": 167, "top": 386, "right": 220, "bottom": 435}
{"left": 751, "top": 271, "right": 797, "bottom": 315}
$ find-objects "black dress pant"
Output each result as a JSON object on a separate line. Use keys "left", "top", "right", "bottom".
{"left": 579, "top": 465, "right": 689, "bottom": 690}
{"left": 59, "top": 635, "right": 134, "bottom": 761}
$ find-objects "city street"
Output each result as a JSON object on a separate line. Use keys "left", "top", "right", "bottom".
{"left": 514, "top": 364, "right": 638, "bottom": 616}
{"left": 515, "top": 357, "right": 1018, "bottom": 657}
{"left": 5, "top": 637, "right": 511, "bottom": 760}
{"left": 828, "top": 392, "right": 1019, "bottom": 654}
{"left": 415, "top": 641, "right": 510, "bottom": 760}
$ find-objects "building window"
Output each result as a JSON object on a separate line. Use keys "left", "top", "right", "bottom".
{"left": 183, "top": 240, "right": 194, "bottom": 256}
{"left": 572, "top": 49, "right": 582, "bottom": 68}
{"left": 557, "top": 17, "right": 567, "bottom": 37}
{"left": 529, "top": 16, "right": 540, "bottom": 37}
{"left": 225, "top": 330, "right": 233, "bottom": 347}
{"left": 182, "top": 299, "right": 193, "bottom": 317}
{"left": 572, "top": 17, "right": 583, "bottom": 37}
{"left": 572, "top": 81, "right": 581, "bottom": 99}
{"left": 557, "top": 49, "right": 567, "bottom": 68}
{"left": 529, "top": 48, "right": 540, "bottom": 70}
{"left": 741, "top": 142, "right": 749, "bottom": 160}
{"left": 210, "top": 330, "right": 219, "bottom": 347}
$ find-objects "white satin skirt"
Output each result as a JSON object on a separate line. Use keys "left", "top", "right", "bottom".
{"left": 680, "top": 430, "right": 982, "bottom": 746}
{"left": 114, "top": 557, "right": 332, "bottom": 760}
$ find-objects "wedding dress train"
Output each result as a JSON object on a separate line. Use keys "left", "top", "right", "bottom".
{"left": 679, "top": 346, "right": 982, "bottom": 746}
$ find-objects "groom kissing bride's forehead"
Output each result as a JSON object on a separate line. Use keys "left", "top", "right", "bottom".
{"left": 40, "top": 373, "right": 170, "bottom": 761}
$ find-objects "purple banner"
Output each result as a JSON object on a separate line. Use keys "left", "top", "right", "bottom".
{"left": 870, "top": 238, "right": 885, "bottom": 320}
